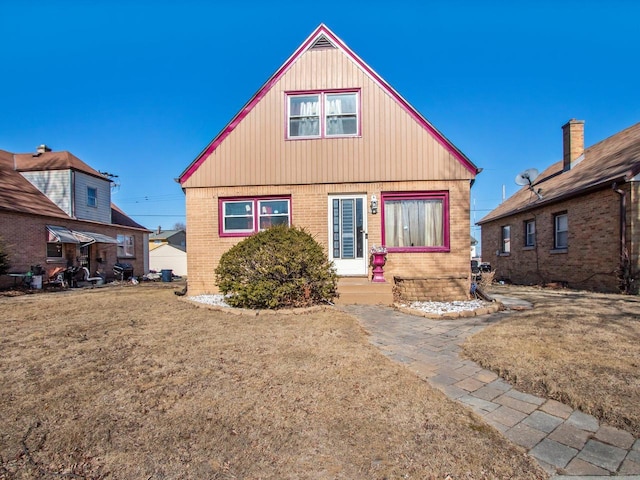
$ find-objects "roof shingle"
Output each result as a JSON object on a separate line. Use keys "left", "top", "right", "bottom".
{"left": 478, "top": 122, "right": 640, "bottom": 224}
{"left": 13, "top": 150, "right": 106, "bottom": 179}
{"left": 1, "top": 148, "right": 147, "bottom": 230}
{"left": 0, "top": 149, "right": 69, "bottom": 218}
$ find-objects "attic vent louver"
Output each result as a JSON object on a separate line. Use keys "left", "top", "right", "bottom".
{"left": 309, "top": 35, "right": 336, "bottom": 50}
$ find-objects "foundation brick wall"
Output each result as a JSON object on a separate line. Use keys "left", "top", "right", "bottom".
{"left": 186, "top": 179, "right": 473, "bottom": 299}
{"left": 480, "top": 186, "right": 634, "bottom": 293}
{"left": 394, "top": 276, "right": 470, "bottom": 302}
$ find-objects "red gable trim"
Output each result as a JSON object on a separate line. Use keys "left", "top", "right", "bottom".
{"left": 179, "top": 24, "right": 477, "bottom": 184}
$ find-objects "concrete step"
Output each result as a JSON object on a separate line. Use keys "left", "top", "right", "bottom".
{"left": 335, "top": 277, "right": 394, "bottom": 305}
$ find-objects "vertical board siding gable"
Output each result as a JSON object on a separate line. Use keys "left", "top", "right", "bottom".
{"left": 180, "top": 24, "right": 476, "bottom": 187}
{"left": 183, "top": 46, "right": 471, "bottom": 188}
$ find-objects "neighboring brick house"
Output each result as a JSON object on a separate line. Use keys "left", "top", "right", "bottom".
{"left": 0, "top": 145, "right": 150, "bottom": 287}
{"left": 478, "top": 120, "right": 640, "bottom": 293}
{"left": 178, "top": 25, "right": 480, "bottom": 302}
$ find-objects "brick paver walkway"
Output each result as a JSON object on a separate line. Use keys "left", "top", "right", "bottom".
{"left": 339, "top": 302, "right": 640, "bottom": 478}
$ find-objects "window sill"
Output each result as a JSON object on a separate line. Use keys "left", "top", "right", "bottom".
{"left": 220, "top": 232, "right": 254, "bottom": 238}
{"left": 550, "top": 248, "right": 568, "bottom": 254}
{"left": 286, "top": 134, "right": 362, "bottom": 141}
{"left": 522, "top": 246, "right": 535, "bottom": 251}
{"left": 497, "top": 252, "right": 510, "bottom": 257}
{"left": 386, "top": 247, "right": 450, "bottom": 253}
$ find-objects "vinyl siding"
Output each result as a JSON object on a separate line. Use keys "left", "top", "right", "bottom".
{"left": 74, "top": 172, "right": 112, "bottom": 223}
{"left": 21, "top": 170, "right": 72, "bottom": 216}
{"left": 183, "top": 47, "right": 472, "bottom": 189}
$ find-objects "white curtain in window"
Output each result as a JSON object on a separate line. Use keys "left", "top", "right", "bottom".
{"left": 385, "top": 200, "right": 443, "bottom": 247}
{"left": 299, "top": 100, "right": 319, "bottom": 136}
{"left": 326, "top": 98, "right": 343, "bottom": 135}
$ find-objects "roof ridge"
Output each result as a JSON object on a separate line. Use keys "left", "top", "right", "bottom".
{"left": 13, "top": 149, "right": 107, "bottom": 179}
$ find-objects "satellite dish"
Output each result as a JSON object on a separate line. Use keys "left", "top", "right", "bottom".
{"left": 515, "top": 168, "right": 539, "bottom": 186}
{"left": 515, "top": 168, "right": 543, "bottom": 200}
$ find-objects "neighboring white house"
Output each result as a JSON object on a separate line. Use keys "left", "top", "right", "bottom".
{"left": 149, "top": 243, "right": 187, "bottom": 276}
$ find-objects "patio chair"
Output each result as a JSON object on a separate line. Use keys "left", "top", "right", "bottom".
{"left": 46, "top": 266, "right": 67, "bottom": 289}
{"left": 81, "top": 267, "right": 103, "bottom": 287}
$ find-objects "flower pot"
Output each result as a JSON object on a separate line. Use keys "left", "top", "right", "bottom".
{"left": 370, "top": 252, "right": 387, "bottom": 283}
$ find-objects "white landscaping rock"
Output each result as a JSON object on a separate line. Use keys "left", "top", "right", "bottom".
{"left": 190, "top": 294, "right": 485, "bottom": 316}
{"left": 400, "top": 299, "right": 485, "bottom": 315}
{"left": 189, "top": 294, "right": 230, "bottom": 308}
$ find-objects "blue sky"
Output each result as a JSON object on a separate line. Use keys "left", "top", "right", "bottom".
{"left": 2, "top": 1, "right": 639, "bottom": 253}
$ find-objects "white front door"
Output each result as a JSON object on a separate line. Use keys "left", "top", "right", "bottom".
{"left": 328, "top": 195, "right": 368, "bottom": 276}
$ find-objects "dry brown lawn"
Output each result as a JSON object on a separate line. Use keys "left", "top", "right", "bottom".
{"left": 0, "top": 282, "right": 545, "bottom": 479}
{"left": 464, "top": 284, "right": 640, "bottom": 437}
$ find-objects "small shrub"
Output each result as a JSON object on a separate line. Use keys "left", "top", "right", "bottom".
{"left": 0, "top": 237, "right": 10, "bottom": 276}
{"left": 215, "top": 225, "right": 338, "bottom": 309}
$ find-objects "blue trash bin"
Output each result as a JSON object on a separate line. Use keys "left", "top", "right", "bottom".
{"left": 161, "top": 269, "right": 173, "bottom": 282}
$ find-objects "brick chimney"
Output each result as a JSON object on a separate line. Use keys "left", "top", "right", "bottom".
{"left": 36, "top": 144, "right": 52, "bottom": 154}
{"left": 562, "top": 119, "right": 584, "bottom": 171}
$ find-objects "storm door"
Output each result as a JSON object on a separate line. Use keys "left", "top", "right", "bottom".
{"left": 328, "top": 195, "right": 367, "bottom": 275}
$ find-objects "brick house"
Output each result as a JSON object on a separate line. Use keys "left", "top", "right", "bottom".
{"left": 178, "top": 24, "right": 479, "bottom": 302}
{"left": 478, "top": 120, "right": 640, "bottom": 293}
{"left": 0, "top": 145, "right": 150, "bottom": 287}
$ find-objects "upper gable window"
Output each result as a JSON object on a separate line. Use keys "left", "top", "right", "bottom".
{"left": 287, "top": 91, "right": 359, "bottom": 139}
{"left": 325, "top": 93, "right": 358, "bottom": 136}
{"left": 87, "top": 187, "right": 98, "bottom": 208}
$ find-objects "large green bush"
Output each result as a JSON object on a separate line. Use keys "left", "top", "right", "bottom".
{"left": 0, "top": 237, "right": 10, "bottom": 276}
{"left": 215, "top": 225, "right": 338, "bottom": 309}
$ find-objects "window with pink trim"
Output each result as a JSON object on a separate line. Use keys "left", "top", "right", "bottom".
{"left": 219, "top": 196, "right": 291, "bottom": 236}
{"left": 287, "top": 90, "right": 359, "bottom": 138}
{"left": 381, "top": 192, "right": 450, "bottom": 252}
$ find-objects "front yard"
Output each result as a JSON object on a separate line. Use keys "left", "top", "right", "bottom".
{"left": 464, "top": 284, "right": 640, "bottom": 438}
{"left": 0, "top": 283, "right": 544, "bottom": 479}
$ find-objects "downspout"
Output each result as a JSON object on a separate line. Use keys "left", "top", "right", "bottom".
{"left": 612, "top": 182, "right": 629, "bottom": 292}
